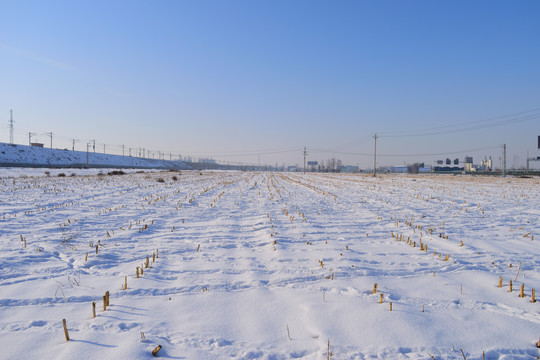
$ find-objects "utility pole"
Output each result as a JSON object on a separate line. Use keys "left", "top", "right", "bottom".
{"left": 47, "top": 132, "right": 53, "bottom": 148}
{"left": 303, "top": 147, "right": 308, "bottom": 174}
{"left": 72, "top": 139, "right": 78, "bottom": 151}
{"left": 28, "top": 132, "right": 34, "bottom": 146}
{"left": 86, "top": 142, "right": 90, "bottom": 166}
{"left": 502, "top": 144, "right": 506, "bottom": 177}
{"left": 121, "top": 144, "right": 125, "bottom": 156}
{"left": 9, "top": 110, "right": 14, "bottom": 144}
{"left": 129, "top": 147, "right": 132, "bottom": 157}
{"left": 93, "top": 140, "right": 96, "bottom": 153}
{"left": 373, "top": 134, "right": 378, "bottom": 177}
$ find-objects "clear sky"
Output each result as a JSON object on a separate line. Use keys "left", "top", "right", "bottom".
{"left": 1, "top": 0, "right": 539, "bottom": 169}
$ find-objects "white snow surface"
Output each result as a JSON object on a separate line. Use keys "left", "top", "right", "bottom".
{"left": 0, "top": 171, "right": 539, "bottom": 359}
{"left": 0, "top": 142, "right": 189, "bottom": 169}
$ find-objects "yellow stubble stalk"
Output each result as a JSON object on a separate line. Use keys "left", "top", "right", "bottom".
{"left": 532, "top": 289, "right": 536, "bottom": 303}
{"left": 62, "top": 319, "right": 70, "bottom": 342}
{"left": 152, "top": 345, "right": 162, "bottom": 356}
{"left": 373, "top": 283, "right": 378, "bottom": 294}
{"left": 519, "top": 283, "right": 525, "bottom": 298}
{"left": 498, "top": 276, "right": 503, "bottom": 288}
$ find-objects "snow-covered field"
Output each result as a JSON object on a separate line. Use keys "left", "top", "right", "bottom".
{"left": 1, "top": 170, "right": 539, "bottom": 359}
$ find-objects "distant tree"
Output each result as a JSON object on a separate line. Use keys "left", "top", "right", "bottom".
{"left": 407, "top": 163, "right": 422, "bottom": 174}
{"left": 327, "top": 158, "right": 336, "bottom": 172}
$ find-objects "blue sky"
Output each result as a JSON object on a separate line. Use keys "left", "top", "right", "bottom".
{"left": 1, "top": 0, "right": 539, "bottom": 168}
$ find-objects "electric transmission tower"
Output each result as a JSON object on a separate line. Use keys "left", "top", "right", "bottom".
{"left": 373, "top": 133, "right": 378, "bottom": 177}
{"left": 47, "top": 132, "right": 53, "bottom": 148}
{"left": 28, "top": 132, "right": 36, "bottom": 146}
{"left": 9, "top": 110, "right": 14, "bottom": 144}
{"left": 303, "top": 146, "right": 308, "bottom": 174}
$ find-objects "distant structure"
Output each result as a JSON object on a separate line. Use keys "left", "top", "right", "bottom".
{"left": 464, "top": 156, "right": 474, "bottom": 172}
{"left": 307, "top": 160, "right": 318, "bottom": 172}
{"left": 287, "top": 165, "right": 298, "bottom": 172}
{"left": 31, "top": 143, "right": 44, "bottom": 148}
{"left": 479, "top": 157, "right": 492, "bottom": 172}
{"left": 340, "top": 165, "right": 359, "bottom": 173}
{"left": 454, "top": 158, "right": 459, "bottom": 165}
{"left": 9, "top": 110, "right": 14, "bottom": 144}
{"left": 526, "top": 136, "right": 540, "bottom": 170}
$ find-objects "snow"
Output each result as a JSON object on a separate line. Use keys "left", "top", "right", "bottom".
{"left": 0, "top": 170, "right": 539, "bottom": 359}
{"left": 0, "top": 142, "right": 189, "bottom": 169}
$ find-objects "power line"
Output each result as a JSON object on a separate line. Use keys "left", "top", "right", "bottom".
{"left": 377, "top": 145, "right": 500, "bottom": 157}
{"left": 310, "top": 145, "right": 499, "bottom": 157}
{"left": 379, "top": 108, "right": 540, "bottom": 138}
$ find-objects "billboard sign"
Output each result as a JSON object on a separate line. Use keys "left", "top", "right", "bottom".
{"left": 307, "top": 161, "right": 318, "bottom": 166}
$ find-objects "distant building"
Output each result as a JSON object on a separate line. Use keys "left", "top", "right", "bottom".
{"left": 454, "top": 158, "right": 459, "bottom": 165}
{"left": 31, "top": 143, "right": 44, "bottom": 148}
{"left": 465, "top": 156, "right": 473, "bottom": 164}
{"left": 480, "top": 157, "right": 492, "bottom": 172}
{"left": 446, "top": 158, "right": 451, "bottom": 165}
{"left": 389, "top": 166, "right": 408, "bottom": 173}
{"left": 464, "top": 163, "right": 475, "bottom": 172}
{"left": 340, "top": 165, "right": 359, "bottom": 173}
{"left": 287, "top": 166, "right": 298, "bottom": 172}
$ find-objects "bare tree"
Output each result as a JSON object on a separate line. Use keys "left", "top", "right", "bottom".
{"left": 407, "top": 163, "right": 421, "bottom": 174}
